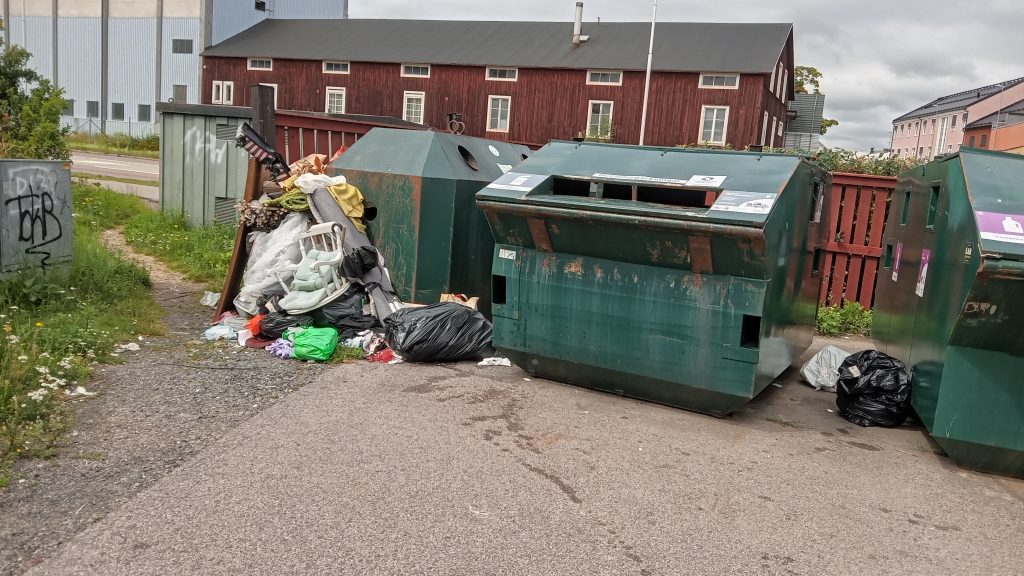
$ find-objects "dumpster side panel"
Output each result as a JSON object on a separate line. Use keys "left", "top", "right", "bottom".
{"left": 412, "top": 177, "right": 457, "bottom": 304}
{"left": 358, "top": 171, "right": 423, "bottom": 303}
{"left": 492, "top": 248, "right": 765, "bottom": 415}
{"left": 450, "top": 179, "right": 496, "bottom": 316}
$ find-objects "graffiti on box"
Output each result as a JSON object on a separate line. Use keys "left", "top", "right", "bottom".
{"left": 1, "top": 163, "right": 73, "bottom": 273}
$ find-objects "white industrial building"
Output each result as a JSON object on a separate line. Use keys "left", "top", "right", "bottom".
{"left": 0, "top": 0, "right": 347, "bottom": 136}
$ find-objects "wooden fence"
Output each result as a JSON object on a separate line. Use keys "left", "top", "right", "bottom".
{"left": 820, "top": 172, "right": 898, "bottom": 309}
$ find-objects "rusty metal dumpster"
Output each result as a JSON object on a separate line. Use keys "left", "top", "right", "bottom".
{"left": 330, "top": 129, "right": 530, "bottom": 317}
{"left": 873, "top": 148, "right": 1024, "bottom": 478}
{"left": 476, "top": 141, "right": 829, "bottom": 416}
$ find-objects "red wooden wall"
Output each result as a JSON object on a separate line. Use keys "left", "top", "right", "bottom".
{"left": 820, "top": 172, "right": 898, "bottom": 309}
{"left": 203, "top": 49, "right": 793, "bottom": 150}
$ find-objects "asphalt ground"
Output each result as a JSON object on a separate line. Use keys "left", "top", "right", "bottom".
{"left": 27, "top": 336, "right": 1024, "bottom": 576}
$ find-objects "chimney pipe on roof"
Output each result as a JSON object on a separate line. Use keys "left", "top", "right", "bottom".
{"left": 572, "top": 2, "right": 587, "bottom": 46}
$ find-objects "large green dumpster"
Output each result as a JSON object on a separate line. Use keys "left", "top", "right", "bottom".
{"left": 873, "top": 148, "right": 1024, "bottom": 478}
{"left": 330, "top": 129, "right": 530, "bottom": 317}
{"left": 476, "top": 141, "right": 829, "bottom": 416}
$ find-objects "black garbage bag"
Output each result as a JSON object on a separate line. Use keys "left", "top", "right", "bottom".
{"left": 260, "top": 312, "right": 314, "bottom": 340}
{"left": 256, "top": 293, "right": 286, "bottom": 315}
{"left": 341, "top": 246, "right": 379, "bottom": 279}
{"left": 383, "top": 302, "right": 494, "bottom": 362}
{"left": 310, "top": 285, "right": 380, "bottom": 339}
{"left": 835, "top": 350, "right": 912, "bottom": 427}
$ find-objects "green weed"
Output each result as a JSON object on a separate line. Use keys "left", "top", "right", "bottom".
{"left": 67, "top": 132, "right": 160, "bottom": 158}
{"left": 123, "top": 211, "right": 234, "bottom": 292}
{"left": 816, "top": 300, "right": 873, "bottom": 336}
{"left": 328, "top": 346, "right": 366, "bottom": 364}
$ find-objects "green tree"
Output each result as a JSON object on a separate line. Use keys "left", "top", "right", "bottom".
{"left": 0, "top": 19, "right": 70, "bottom": 160}
{"left": 794, "top": 65, "right": 839, "bottom": 136}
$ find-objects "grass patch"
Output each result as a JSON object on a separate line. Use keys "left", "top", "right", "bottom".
{"left": 328, "top": 345, "right": 366, "bottom": 364}
{"left": 73, "top": 173, "right": 159, "bottom": 188}
{"left": 1, "top": 183, "right": 164, "bottom": 470}
{"left": 123, "top": 211, "right": 234, "bottom": 292}
{"left": 68, "top": 132, "right": 160, "bottom": 159}
{"left": 816, "top": 300, "right": 872, "bottom": 336}
{"left": 76, "top": 450, "right": 104, "bottom": 461}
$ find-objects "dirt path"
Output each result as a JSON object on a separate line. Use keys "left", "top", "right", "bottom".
{"left": 0, "top": 230, "right": 330, "bottom": 575}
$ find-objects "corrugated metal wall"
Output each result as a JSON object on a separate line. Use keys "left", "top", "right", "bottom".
{"left": 59, "top": 17, "right": 102, "bottom": 130}
{"left": 109, "top": 18, "right": 157, "bottom": 123}
{"left": 161, "top": 17, "right": 201, "bottom": 104}
{"left": 159, "top": 107, "right": 251, "bottom": 226}
{"left": 8, "top": 16, "right": 54, "bottom": 79}
{"left": 212, "top": 0, "right": 344, "bottom": 44}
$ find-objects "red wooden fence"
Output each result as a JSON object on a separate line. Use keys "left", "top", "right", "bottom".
{"left": 820, "top": 172, "right": 898, "bottom": 309}
{"left": 274, "top": 110, "right": 427, "bottom": 165}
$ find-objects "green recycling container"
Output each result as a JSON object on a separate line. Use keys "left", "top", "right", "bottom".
{"left": 873, "top": 148, "right": 1024, "bottom": 478}
{"left": 476, "top": 141, "right": 829, "bottom": 416}
{"left": 330, "top": 128, "right": 531, "bottom": 317}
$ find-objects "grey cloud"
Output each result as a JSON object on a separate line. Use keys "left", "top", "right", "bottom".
{"left": 353, "top": 0, "right": 1024, "bottom": 151}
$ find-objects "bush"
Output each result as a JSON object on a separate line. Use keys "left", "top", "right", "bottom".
{"left": 816, "top": 300, "right": 872, "bottom": 336}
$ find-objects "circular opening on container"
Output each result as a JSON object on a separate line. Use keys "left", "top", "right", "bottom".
{"left": 458, "top": 145, "right": 480, "bottom": 171}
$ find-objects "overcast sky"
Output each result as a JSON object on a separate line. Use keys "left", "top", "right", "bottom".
{"left": 352, "top": 0, "right": 1023, "bottom": 152}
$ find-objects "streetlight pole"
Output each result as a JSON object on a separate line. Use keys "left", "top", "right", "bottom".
{"left": 638, "top": 0, "right": 657, "bottom": 146}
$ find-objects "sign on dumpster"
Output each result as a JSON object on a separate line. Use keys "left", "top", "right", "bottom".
{"left": 1, "top": 160, "right": 73, "bottom": 275}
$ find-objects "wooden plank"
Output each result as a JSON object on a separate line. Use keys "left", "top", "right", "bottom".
{"left": 213, "top": 159, "right": 263, "bottom": 321}
{"left": 845, "top": 185, "right": 873, "bottom": 305}
{"left": 824, "top": 242, "right": 882, "bottom": 258}
{"left": 859, "top": 185, "right": 894, "bottom": 308}
{"left": 828, "top": 184, "right": 857, "bottom": 304}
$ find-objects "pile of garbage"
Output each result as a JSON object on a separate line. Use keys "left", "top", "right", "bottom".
{"left": 800, "top": 346, "right": 913, "bottom": 428}
{"left": 205, "top": 148, "right": 496, "bottom": 365}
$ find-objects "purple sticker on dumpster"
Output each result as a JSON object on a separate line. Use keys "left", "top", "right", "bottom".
{"left": 892, "top": 241, "right": 903, "bottom": 281}
{"left": 976, "top": 211, "right": 1024, "bottom": 245}
{"left": 915, "top": 249, "right": 930, "bottom": 297}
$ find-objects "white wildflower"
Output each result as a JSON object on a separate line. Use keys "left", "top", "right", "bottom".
{"left": 27, "top": 388, "right": 48, "bottom": 402}
{"left": 7, "top": 334, "right": 19, "bottom": 344}
{"left": 35, "top": 366, "right": 50, "bottom": 375}
{"left": 17, "top": 355, "right": 28, "bottom": 362}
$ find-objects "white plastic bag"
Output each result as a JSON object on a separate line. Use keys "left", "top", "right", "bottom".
{"left": 800, "top": 345, "right": 851, "bottom": 392}
{"left": 294, "top": 173, "right": 347, "bottom": 195}
{"left": 233, "top": 212, "right": 308, "bottom": 315}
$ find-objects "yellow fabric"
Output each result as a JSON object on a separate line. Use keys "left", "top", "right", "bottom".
{"left": 327, "top": 181, "right": 367, "bottom": 233}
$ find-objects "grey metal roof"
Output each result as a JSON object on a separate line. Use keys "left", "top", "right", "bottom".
{"left": 893, "top": 77, "right": 1024, "bottom": 123}
{"left": 966, "top": 97, "right": 1024, "bottom": 129}
{"left": 202, "top": 19, "right": 792, "bottom": 74}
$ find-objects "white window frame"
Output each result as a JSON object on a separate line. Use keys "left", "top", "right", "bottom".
{"left": 775, "top": 63, "right": 784, "bottom": 98}
{"left": 699, "top": 73, "right": 740, "bottom": 90}
{"left": 769, "top": 65, "right": 777, "bottom": 95}
{"left": 247, "top": 58, "right": 273, "bottom": 71}
{"left": 770, "top": 116, "right": 778, "bottom": 147}
{"left": 777, "top": 119, "right": 783, "bottom": 137}
{"left": 212, "top": 81, "right": 234, "bottom": 105}
{"left": 586, "top": 70, "right": 623, "bottom": 86}
{"left": 323, "top": 60, "right": 350, "bottom": 74}
{"left": 259, "top": 83, "right": 278, "bottom": 108}
{"left": 325, "top": 86, "right": 346, "bottom": 114}
{"left": 403, "top": 90, "right": 425, "bottom": 124}
{"left": 587, "top": 100, "right": 614, "bottom": 138}
{"left": 401, "top": 64, "right": 431, "bottom": 78}
{"left": 486, "top": 95, "right": 511, "bottom": 133}
{"left": 699, "top": 105, "right": 730, "bottom": 145}
{"left": 761, "top": 111, "right": 769, "bottom": 145}
{"left": 486, "top": 67, "right": 518, "bottom": 82}
{"left": 781, "top": 69, "right": 788, "bottom": 99}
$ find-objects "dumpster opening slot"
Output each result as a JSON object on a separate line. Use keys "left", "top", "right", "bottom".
{"left": 883, "top": 243, "right": 893, "bottom": 269}
{"left": 492, "top": 274, "right": 507, "bottom": 305}
{"left": 602, "top": 183, "right": 633, "bottom": 200}
{"left": 458, "top": 146, "right": 480, "bottom": 171}
{"left": 812, "top": 248, "right": 822, "bottom": 276}
{"left": 552, "top": 177, "right": 591, "bottom": 197}
{"left": 740, "top": 315, "right": 761, "bottom": 349}
{"left": 636, "top": 185, "right": 716, "bottom": 208}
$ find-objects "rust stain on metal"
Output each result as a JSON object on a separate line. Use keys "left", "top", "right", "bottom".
{"left": 612, "top": 268, "right": 623, "bottom": 283}
{"left": 647, "top": 241, "right": 663, "bottom": 263}
{"left": 593, "top": 265, "right": 605, "bottom": 281}
{"left": 527, "top": 218, "right": 554, "bottom": 252}
{"left": 550, "top": 223, "right": 561, "bottom": 235}
{"left": 542, "top": 255, "right": 557, "bottom": 271}
{"left": 690, "top": 236, "right": 714, "bottom": 274}
{"left": 564, "top": 257, "right": 585, "bottom": 277}
{"left": 963, "top": 302, "right": 998, "bottom": 316}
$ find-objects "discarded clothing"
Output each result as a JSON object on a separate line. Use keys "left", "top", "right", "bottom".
{"left": 245, "top": 336, "right": 275, "bottom": 349}
{"left": 267, "top": 338, "right": 294, "bottom": 359}
{"left": 246, "top": 314, "right": 266, "bottom": 336}
{"left": 204, "top": 325, "right": 237, "bottom": 341}
{"left": 367, "top": 348, "right": 396, "bottom": 363}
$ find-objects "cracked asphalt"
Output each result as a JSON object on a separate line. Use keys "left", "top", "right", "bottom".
{"left": 24, "top": 337, "right": 1024, "bottom": 576}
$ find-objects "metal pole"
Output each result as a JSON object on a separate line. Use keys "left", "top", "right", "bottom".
{"left": 21, "top": 0, "right": 26, "bottom": 45}
{"left": 638, "top": 0, "right": 657, "bottom": 146}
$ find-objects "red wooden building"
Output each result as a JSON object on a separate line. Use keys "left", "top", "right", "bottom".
{"left": 200, "top": 16, "right": 795, "bottom": 149}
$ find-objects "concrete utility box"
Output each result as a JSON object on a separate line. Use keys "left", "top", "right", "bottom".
{"left": 476, "top": 141, "right": 829, "bottom": 416}
{"left": 873, "top": 148, "right": 1024, "bottom": 478}
{"left": 330, "top": 128, "right": 531, "bottom": 317}
{"left": 1, "top": 160, "right": 73, "bottom": 276}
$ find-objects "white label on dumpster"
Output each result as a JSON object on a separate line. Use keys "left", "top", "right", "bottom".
{"left": 592, "top": 173, "right": 691, "bottom": 186}
{"left": 685, "top": 174, "right": 727, "bottom": 187}
{"left": 709, "top": 191, "right": 777, "bottom": 214}
{"left": 486, "top": 172, "right": 545, "bottom": 192}
{"left": 497, "top": 163, "right": 512, "bottom": 174}
{"left": 498, "top": 249, "right": 516, "bottom": 260}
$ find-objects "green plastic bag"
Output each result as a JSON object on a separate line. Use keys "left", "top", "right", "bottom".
{"left": 287, "top": 326, "right": 339, "bottom": 361}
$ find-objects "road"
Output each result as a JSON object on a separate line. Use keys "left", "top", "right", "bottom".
{"left": 71, "top": 151, "right": 159, "bottom": 182}
{"left": 26, "top": 336, "right": 1024, "bottom": 576}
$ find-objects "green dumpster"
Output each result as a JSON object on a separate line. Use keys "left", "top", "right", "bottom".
{"left": 873, "top": 148, "right": 1024, "bottom": 478}
{"left": 476, "top": 141, "right": 829, "bottom": 416}
{"left": 330, "top": 128, "right": 531, "bottom": 317}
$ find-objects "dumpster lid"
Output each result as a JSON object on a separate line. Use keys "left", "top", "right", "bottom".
{"left": 475, "top": 141, "right": 808, "bottom": 227}
{"left": 961, "top": 148, "right": 1024, "bottom": 259}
